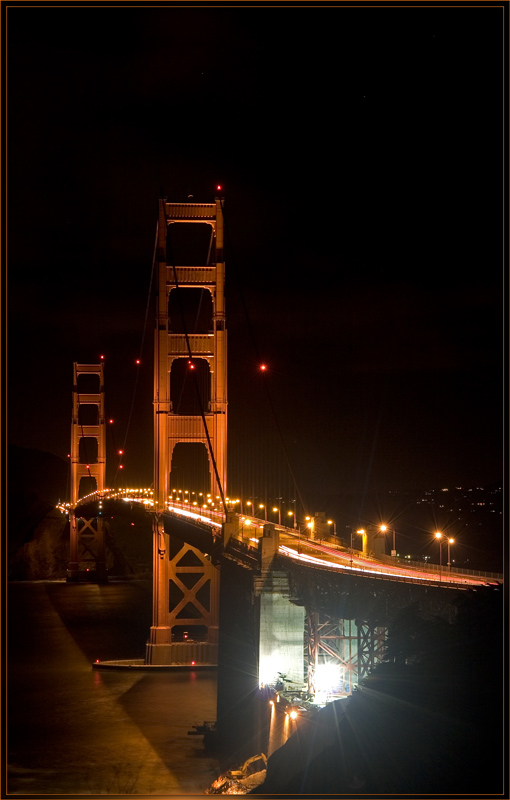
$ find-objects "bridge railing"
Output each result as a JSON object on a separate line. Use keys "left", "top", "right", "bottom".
{"left": 370, "top": 550, "right": 502, "bottom": 581}
{"left": 273, "top": 527, "right": 503, "bottom": 582}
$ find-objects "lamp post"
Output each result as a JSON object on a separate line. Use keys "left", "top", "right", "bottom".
{"left": 380, "top": 524, "right": 396, "bottom": 557}
{"left": 259, "top": 503, "right": 267, "bottom": 522}
{"left": 447, "top": 537, "right": 454, "bottom": 570}
{"left": 350, "top": 528, "right": 365, "bottom": 565}
{"left": 327, "top": 519, "right": 336, "bottom": 537}
{"left": 435, "top": 533, "right": 454, "bottom": 571}
{"left": 435, "top": 532, "right": 443, "bottom": 579}
{"left": 273, "top": 506, "right": 281, "bottom": 525}
{"left": 289, "top": 499, "right": 296, "bottom": 529}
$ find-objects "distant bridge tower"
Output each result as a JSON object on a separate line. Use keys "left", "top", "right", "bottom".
{"left": 67, "top": 362, "right": 107, "bottom": 583}
{"left": 147, "top": 197, "right": 226, "bottom": 665}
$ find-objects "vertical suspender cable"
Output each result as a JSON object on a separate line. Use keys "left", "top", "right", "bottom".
{"left": 219, "top": 198, "right": 308, "bottom": 522}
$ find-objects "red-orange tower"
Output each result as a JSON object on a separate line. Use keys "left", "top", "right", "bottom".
{"left": 67, "top": 362, "right": 107, "bottom": 582}
{"left": 146, "top": 197, "right": 226, "bottom": 664}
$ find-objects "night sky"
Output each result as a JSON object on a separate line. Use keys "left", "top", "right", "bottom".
{"left": 6, "top": 4, "right": 505, "bottom": 517}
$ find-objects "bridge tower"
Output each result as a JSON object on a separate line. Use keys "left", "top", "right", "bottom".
{"left": 147, "top": 197, "right": 226, "bottom": 665}
{"left": 67, "top": 362, "right": 107, "bottom": 583}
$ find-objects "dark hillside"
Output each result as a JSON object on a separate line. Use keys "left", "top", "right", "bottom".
{"left": 7, "top": 446, "right": 149, "bottom": 579}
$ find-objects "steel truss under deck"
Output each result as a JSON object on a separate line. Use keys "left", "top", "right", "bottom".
{"left": 306, "top": 610, "right": 387, "bottom": 697}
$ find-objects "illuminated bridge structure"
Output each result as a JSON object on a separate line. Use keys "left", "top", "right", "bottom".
{"left": 64, "top": 197, "right": 502, "bottom": 707}
{"left": 69, "top": 488, "right": 501, "bottom": 700}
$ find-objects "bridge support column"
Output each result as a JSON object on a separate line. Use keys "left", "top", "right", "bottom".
{"left": 146, "top": 516, "right": 172, "bottom": 662}
{"left": 145, "top": 515, "right": 220, "bottom": 665}
{"left": 254, "top": 524, "right": 305, "bottom": 688}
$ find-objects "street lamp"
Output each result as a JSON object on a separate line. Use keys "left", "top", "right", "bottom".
{"left": 259, "top": 503, "right": 267, "bottom": 522}
{"left": 327, "top": 519, "right": 336, "bottom": 536}
{"left": 273, "top": 506, "right": 281, "bottom": 525}
{"left": 288, "top": 499, "right": 297, "bottom": 529}
{"left": 350, "top": 528, "right": 365, "bottom": 564}
{"left": 435, "top": 532, "right": 443, "bottom": 578}
{"left": 380, "top": 524, "right": 396, "bottom": 557}
{"left": 447, "top": 537, "right": 454, "bottom": 570}
{"left": 436, "top": 532, "right": 454, "bottom": 571}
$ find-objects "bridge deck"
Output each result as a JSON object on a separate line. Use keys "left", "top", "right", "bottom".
{"left": 63, "top": 491, "right": 502, "bottom": 588}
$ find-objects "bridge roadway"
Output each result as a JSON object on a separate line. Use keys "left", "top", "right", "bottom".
{"left": 68, "top": 489, "right": 501, "bottom": 588}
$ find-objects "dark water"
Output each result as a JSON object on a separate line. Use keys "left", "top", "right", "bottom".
{"left": 7, "top": 581, "right": 220, "bottom": 796}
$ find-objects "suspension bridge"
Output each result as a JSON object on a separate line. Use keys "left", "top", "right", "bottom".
{"left": 60, "top": 196, "right": 502, "bottom": 708}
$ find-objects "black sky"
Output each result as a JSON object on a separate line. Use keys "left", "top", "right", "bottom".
{"left": 5, "top": 3, "right": 506, "bottom": 509}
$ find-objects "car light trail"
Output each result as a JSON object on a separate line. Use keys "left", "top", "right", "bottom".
{"left": 164, "top": 504, "right": 220, "bottom": 529}
{"left": 278, "top": 545, "right": 493, "bottom": 586}
{"left": 62, "top": 490, "right": 500, "bottom": 586}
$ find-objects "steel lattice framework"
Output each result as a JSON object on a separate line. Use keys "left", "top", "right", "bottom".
{"left": 306, "top": 610, "right": 387, "bottom": 697}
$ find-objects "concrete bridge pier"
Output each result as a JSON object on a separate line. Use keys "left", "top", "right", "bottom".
{"left": 216, "top": 523, "right": 306, "bottom": 768}
{"left": 254, "top": 523, "right": 305, "bottom": 689}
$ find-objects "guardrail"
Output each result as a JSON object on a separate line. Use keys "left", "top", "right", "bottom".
{"left": 363, "top": 550, "right": 502, "bottom": 581}
{"left": 275, "top": 528, "right": 503, "bottom": 582}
